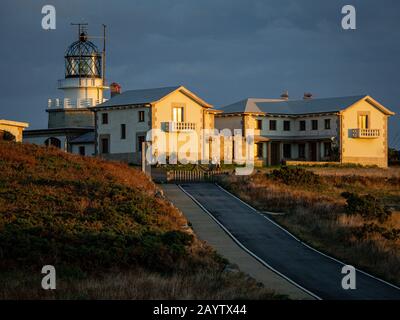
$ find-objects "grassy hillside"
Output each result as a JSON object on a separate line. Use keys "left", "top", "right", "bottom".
{"left": 0, "top": 142, "right": 279, "bottom": 299}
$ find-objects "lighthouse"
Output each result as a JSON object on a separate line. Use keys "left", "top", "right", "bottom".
{"left": 47, "top": 25, "right": 108, "bottom": 128}
{"left": 24, "top": 24, "right": 108, "bottom": 155}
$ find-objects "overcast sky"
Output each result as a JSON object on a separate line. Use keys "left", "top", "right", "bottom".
{"left": 1, "top": 0, "right": 399, "bottom": 148}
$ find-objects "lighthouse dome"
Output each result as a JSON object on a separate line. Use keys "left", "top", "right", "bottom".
{"left": 64, "top": 31, "right": 102, "bottom": 79}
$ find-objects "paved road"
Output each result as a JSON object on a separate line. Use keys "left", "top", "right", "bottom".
{"left": 180, "top": 183, "right": 400, "bottom": 300}
{"left": 161, "top": 184, "right": 314, "bottom": 299}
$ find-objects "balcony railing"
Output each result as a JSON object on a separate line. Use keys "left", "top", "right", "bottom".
{"left": 47, "top": 98, "right": 108, "bottom": 109}
{"left": 165, "top": 121, "right": 196, "bottom": 132}
{"left": 57, "top": 78, "right": 106, "bottom": 89}
{"left": 351, "top": 128, "right": 380, "bottom": 138}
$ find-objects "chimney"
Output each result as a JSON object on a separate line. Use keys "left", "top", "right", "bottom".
{"left": 303, "top": 92, "right": 313, "bottom": 100}
{"left": 280, "top": 90, "right": 289, "bottom": 100}
{"left": 110, "top": 82, "right": 121, "bottom": 98}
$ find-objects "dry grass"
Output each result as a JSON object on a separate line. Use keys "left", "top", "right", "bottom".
{"left": 308, "top": 167, "right": 400, "bottom": 178}
{"left": 220, "top": 168, "right": 400, "bottom": 285}
{"left": 0, "top": 268, "right": 278, "bottom": 300}
{"left": 257, "top": 166, "right": 400, "bottom": 178}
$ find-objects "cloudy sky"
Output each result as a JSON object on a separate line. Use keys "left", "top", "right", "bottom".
{"left": 1, "top": 0, "right": 399, "bottom": 148}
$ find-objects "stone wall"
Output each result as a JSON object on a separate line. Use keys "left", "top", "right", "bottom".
{"left": 48, "top": 109, "right": 94, "bottom": 128}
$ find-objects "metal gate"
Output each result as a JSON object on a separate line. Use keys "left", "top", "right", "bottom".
{"left": 166, "top": 169, "right": 229, "bottom": 183}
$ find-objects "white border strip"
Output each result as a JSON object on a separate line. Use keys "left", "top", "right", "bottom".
{"left": 215, "top": 183, "right": 400, "bottom": 292}
{"left": 178, "top": 184, "right": 322, "bottom": 300}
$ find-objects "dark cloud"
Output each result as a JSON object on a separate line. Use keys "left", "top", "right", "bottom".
{"left": 0, "top": 0, "right": 399, "bottom": 147}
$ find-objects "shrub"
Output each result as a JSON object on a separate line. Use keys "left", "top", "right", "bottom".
{"left": 162, "top": 230, "right": 193, "bottom": 246}
{"left": 352, "top": 223, "right": 400, "bottom": 241}
{"left": 353, "top": 223, "right": 385, "bottom": 239}
{"left": 381, "top": 228, "right": 400, "bottom": 241}
{"left": 268, "top": 166, "right": 321, "bottom": 186}
{"left": 341, "top": 192, "right": 392, "bottom": 223}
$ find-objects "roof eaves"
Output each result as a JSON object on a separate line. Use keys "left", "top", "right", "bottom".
{"left": 363, "top": 96, "right": 395, "bottom": 116}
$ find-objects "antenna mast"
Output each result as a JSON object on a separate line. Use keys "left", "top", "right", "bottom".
{"left": 102, "top": 24, "right": 106, "bottom": 87}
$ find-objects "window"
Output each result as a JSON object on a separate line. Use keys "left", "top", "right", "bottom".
{"left": 283, "top": 144, "right": 291, "bottom": 159}
{"left": 312, "top": 120, "right": 318, "bottom": 130}
{"left": 173, "top": 107, "right": 184, "bottom": 122}
{"left": 79, "top": 146, "right": 85, "bottom": 156}
{"left": 298, "top": 143, "right": 306, "bottom": 159}
{"left": 138, "top": 110, "right": 145, "bottom": 122}
{"left": 101, "top": 138, "right": 109, "bottom": 154}
{"left": 256, "top": 119, "right": 263, "bottom": 130}
{"left": 324, "top": 142, "right": 332, "bottom": 157}
{"left": 121, "top": 124, "right": 126, "bottom": 139}
{"left": 299, "top": 120, "right": 306, "bottom": 131}
{"left": 324, "top": 119, "right": 331, "bottom": 130}
{"left": 283, "top": 120, "right": 291, "bottom": 131}
{"left": 101, "top": 113, "right": 108, "bottom": 124}
{"left": 256, "top": 143, "right": 263, "bottom": 158}
{"left": 137, "top": 135, "right": 145, "bottom": 152}
{"left": 359, "top": 114, "right": 369, "bottom": 129}
{"left": 269, "top": 120, "right": 277, "bottom": 131}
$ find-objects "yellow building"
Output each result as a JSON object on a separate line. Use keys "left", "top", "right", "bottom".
{"left": 93, "top": 85, "right": 221, "bottom": 164}
{"left": 0, "top": 119, "right": 29, "bottom": 142}
{"left": 215, "top": 95, "right": 395, "bottom": 168}
{"left": 340, "top": 96, "right": 394, "bottom": 167}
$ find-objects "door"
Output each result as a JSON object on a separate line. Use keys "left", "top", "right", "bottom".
{"left": 137, "top": 135, "right": 145, "bottom": 162}
{"left": 271, "top": 142, "right": 280, "bottom": 166}
{"left": 310, "top": 142, "right": 317, "bottom": 161}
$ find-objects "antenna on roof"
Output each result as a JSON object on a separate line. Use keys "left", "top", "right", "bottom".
{"left": 102, "top": 24, "right": 106, "bottom": 87}
{"left": 70, "top": 22, "right": 88, "bottom": 39}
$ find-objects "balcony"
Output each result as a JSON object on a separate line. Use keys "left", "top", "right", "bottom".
{"left": 47, "top": 98, "right": 108, "bottom": 109}
{"left": 351, "top": 128, "right": 380, "bottom": 138}
{"left": 165, "top": 121, "right": 196, "bottom": 132}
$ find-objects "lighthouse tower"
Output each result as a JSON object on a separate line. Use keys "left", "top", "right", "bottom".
{"left": 47, "top": 25, "right": 108, "bottom": 129}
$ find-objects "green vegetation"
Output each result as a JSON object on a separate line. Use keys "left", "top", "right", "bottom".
{"left": 0, "top": 141, "right": 279, "bottom": 299}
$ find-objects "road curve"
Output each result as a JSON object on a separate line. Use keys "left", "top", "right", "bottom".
{"left": 179, "top": 183, "right": 400, "bottom": 300}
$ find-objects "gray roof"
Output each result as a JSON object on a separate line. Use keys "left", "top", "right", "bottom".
{"left": 97, "top": 86, "right": 180, "bottom": 108}
{"left": 220, "top": 95, "right": 366, "bottom": 115}
{"left": 70, "top": 131, "right": 95, "bottom": 144}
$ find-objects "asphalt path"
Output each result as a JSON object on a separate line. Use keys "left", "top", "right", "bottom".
{"left": 179, "top": 183, "right": 400, "bottom": 300}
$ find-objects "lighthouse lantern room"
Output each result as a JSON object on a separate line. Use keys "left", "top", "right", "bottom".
{"left": 48, "top": 24, "right": 108, "bottom": 111}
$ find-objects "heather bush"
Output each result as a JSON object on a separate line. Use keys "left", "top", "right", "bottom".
{"left": 341, "top": 192, "right": 392, "bottom": 223}
{"left": 268, "top": 166, "right": 321, "bottom": 186}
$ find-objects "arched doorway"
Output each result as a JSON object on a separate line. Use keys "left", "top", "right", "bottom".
{"left": 44, "top": 137, "right": 61, "bottom": 148}
{"left": 0, "top": 130, "right": 16, "bottom": 141}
